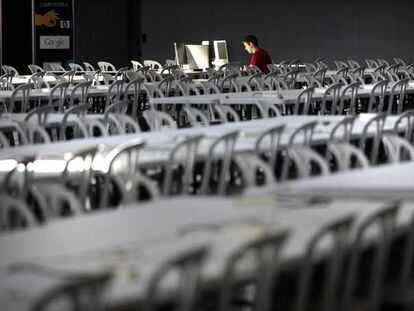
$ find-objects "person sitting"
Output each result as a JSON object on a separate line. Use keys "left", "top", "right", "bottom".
{"left": 242, "top": 35, "right": 272, "bottom": 74}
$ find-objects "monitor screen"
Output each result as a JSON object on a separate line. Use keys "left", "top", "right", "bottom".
{"left": 174, "top": 43, "right": 187, "bottom": 66}
{"left": 185, "top": 45, "right": 209, "bottom": 70}
{"left": 217, "top": 42, "right": 228, "bottom": 59}
{"left": 213, "top": 40, "right": 229, "bottom": 61}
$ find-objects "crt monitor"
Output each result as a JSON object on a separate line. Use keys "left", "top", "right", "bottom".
{"left": 174, "top": 43, "right": 188, "bottom": 66}
{"left": 213, "top": 40, "right": 229, "bottom": 66}
{"left": 185, "top": 45, "right": 209, "bottom": 70}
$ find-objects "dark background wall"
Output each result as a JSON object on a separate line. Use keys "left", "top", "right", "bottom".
{"left": 139, "top": 0, "right": 414, "bottom": 65}
{"left": 2, "top": 0, "right": 414, "bottom": 73}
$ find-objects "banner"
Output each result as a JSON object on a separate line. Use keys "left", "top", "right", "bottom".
{"left": 33, "top": 0, "right": 74, "bottom": 69}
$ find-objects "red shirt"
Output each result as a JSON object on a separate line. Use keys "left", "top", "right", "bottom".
{"left": 250, "top": 48, "right": 272, "bottom": 74}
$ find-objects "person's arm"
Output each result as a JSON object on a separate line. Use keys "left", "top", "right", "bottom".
{"left": 250, "top": 52, "right": 258, "bottom": 66}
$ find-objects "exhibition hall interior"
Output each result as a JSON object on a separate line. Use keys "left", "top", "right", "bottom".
{"left": 1, "top": 0, "right": 414, "bottom": 310}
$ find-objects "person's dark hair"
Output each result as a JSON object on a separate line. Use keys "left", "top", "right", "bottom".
{"left": 243, "top": 35, "right": 259, "bottom": 47}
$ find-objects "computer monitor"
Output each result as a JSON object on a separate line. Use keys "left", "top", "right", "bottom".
{"left": 185, "top": 45, "right": 209, "bottom": 70}
{"left": 174, "top": 43, "right": 188, "bottom": 66}
{"left": 213, "top": 40, "right": 229, "bottom": 67}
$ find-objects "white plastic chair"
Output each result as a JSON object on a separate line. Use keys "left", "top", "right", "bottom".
{"left": 28, "top": 64, "right": 44, "bottom": 74}
{"left": 143, "top": 110, "right": 177, "bottom": 131}
{"left": 97, "top": 61, "right": 116, "bottom": 72}
{"left": 68, "top": 63, "right": 85, "bottom": 72}
{"left": 82, "top": 62, "right": 96, "bottom": 72}
{"left": 162, "top": 134, "right": 204, "bottom": 195}
{"left": 1, "top": 65, "right": 19, "bottom": 75}
{"left": 143, "top": 60, "right": 163, "bottom": 69}
{"left": 200, "top": 130, "right": 239, "bottom": 195}
{"left": 131, "top": 60, "right": 144, "bottom": 70}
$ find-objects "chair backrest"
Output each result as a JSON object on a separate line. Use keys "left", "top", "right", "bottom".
{"left": 32, "top": 271, "right": 112, "bottom": 311}
{"left": 28, "top": 64, "right": 44, "bottom": 74}
{"left": 200, "top": 130, "right": 239, "bottom": 195}
{"left": 164, "top": 59, "right": 177, "bottom": 66}
{"left": 176, "top": 76, "right": 194, "bottom": 96}
{"left": 283, "top": 68, "right": 300, "bottom": 89}
{"left": 143, "top": 60, "right": 163, "bottom": 69}
{"left": 382, "top": 133, "right": 414, "bottom": 163}
{"left": 160, "top": 64, "right": 179, "bottom": 76}
{"left": 304, "top": 62, "right": 317, "bottom": 73}
{"left": 51, "top": 63, "right": 66, "bottom": 72}
{"left": 367, "top": 79, "right": 388, "bottom": 113}
{"left": 146, "top": 69, "right": 163, "bottom": 82}
{"left": 334, "top": 60, "right": 348, "bottom": 69}
{"left": 158, "top": 76, "right": 174, "bottom": 96}
{"left": 100, "top": 73, "right": 114, "bottom": 86}
{"left": 105, "top": 80, "right": 124, "bottom": 111}
{"left": 267, "top": 63, "right": 282, "bottom": 74}
{"left": 143, "top": 110, "right": 177, "bottom": 131}
{"left": 341, "top": 202, "right": 400, "bottom": 311}
{"left": 360, "top": 113, "right": 387, "bottom": 164}
{"left": 219, "top": 73, "right": 239, "bottom": 93}
{"left": 248, "top": 73, "right": 271, "bottom": 91}
{"left": 387, "top": 78, "right": 409, "bottom": 114}
{"left": 394, "top": 57, "right": 406, "bottom": 67}
{"left": 245, "top": 64, "right": 262, "bottom": 75}
{"left": 294, "top": 86, "right": 315, "bottom": 115}
{"left": 131, "top": 60, "right": 143, "bottom": 70}
{"left": 183, "top": 106, "right": 209, "bottom": 127}
{"left": 394, "top": 109, "right": 414, "bottom": 143}
{"left": 97, "top": 61, "right": 116, "bottom": 72}
{"left": 24, "top": 105, "right": 53, "bottom": 126}
{"left": 336, "top": 66, "right": 349, "bottom": 78}
{"left": 0, "top": 194, "right": 36, "bottom": 231}
{"left": 68, "top": 63, "right": 85, "bottom": 72}
{"left": 48, "top": 81, "right": 71, "bottom": 112}
{"left": 289, "top": 120, "right": 318, "bottom": 148}
{"left": 347, "top": 60, "right": 361, "bottom": 70}
{"left": 0, "top": 77, "right": 14, "bottom": 91}
{"left": 99, "top": 138, "right": 146, "bottom": 208}
{"left": 124, "top": 77, "right": 145, "bottom": 118}
{"left": 62, "top": 70, "right": 76, "bottom": 83}
{"left": 45, "top": 72, "right": 66, "bottom": 84}
{"left": 125, "top": 70, "right": 141, "bottom": 82}
{"left": 302, "top": 73, "right": 322, "bottom": 88}
{"left": 312, "top": 67, "right": 327, "bottom": 84}
{"left": 0, "top": 131, "right": 10, "bottom": 148}
{"left": 200, "top": 81, "right": 221, "bottom": 94}
{"left": 338, "top": 81, "right": 361, "bottom": 115}
{"left": 82, "top": 62, "right": 95, "bottom": 72}
{"left": 378, "top": 58, "right": 390, "bottom": 67}
{"left": 295, "top": 215, "right": 355, "bottom": 311}
{"left": 255, "top": 125, "right": 285, "bottom": 170}
{"left": 349, "top": 66, "right": 366, "bottom": 82}
{"left": 233, "top": 78, "right": 253, "bottom": 92}
{"left": 69, "top": 81, "right": 92, "bottom": 109}
{"left": 328, "top": 116, "right": 355, "bottom": 144}
{"left": 2, "top": 65, "right": 19, "bottom": 75}
{"left": 219, "top": 231, "right": 289, "bottom": 311}
{"left": 163, "top": 134, "right": 204, "bottom": 195}
{"left": 365, "top": 58, "right": 379, "bottom": 69}
{"left": 320, "top": 83, "right": 343, "bottom": 115}
{"left": 114, "top": 66, "right": 129, "bottom": 82}
{"left": 213, "top": 105, "right": 240, "bottom": 123}
{"left": 144, "top": 84, "right": 165, "bottom": 100}
{"left": 9, "top": 83, "right": 33, "bottom": 113}
{"left": 60, "top": 103, "right": 90, "bottom": 140}
{"left": 144, "top": 246, "right": 208, "bottom": 311}
{"left": 137, "top": 66, "right": 151, "bottom": 80}
{"left": 171, "top": 68, "right": 186, "bottom": 80}
{"left": 0, "top": 72, "right": 15, "bottom": 84}
{"left": 29, "top": 72, "right": 50, "bottom": 89}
